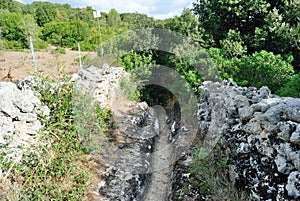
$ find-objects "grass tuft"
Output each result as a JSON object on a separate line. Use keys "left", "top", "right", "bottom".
{"left": 0, "top": 74, "right": 113, "bottom": 200}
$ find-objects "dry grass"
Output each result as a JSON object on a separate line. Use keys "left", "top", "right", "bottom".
{"left": 0, "top": 176, "right": 20, "bottom": 201}
{"left": 0, "top": 46, "right": 96, "bottom": 80}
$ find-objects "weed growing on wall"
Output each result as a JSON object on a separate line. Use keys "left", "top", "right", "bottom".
{"left": 0, "top": 74, "right": 114, "bottom": 200}
{"left": 189, "top": 144, "right": 248, "bottom": 200}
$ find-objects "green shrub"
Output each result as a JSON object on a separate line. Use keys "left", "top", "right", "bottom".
{"left": 232, "top": 51, "right": 294, "bottom": 92}
{"left": 188, "top": 145, "right": 248, "bottom": 200}
{"left": 73, "top": 89, "right": 116, "bottom": 154}
{"left": 19, "top": 76, "right": 89, "bottom": 199}
{"left": 72, "top": 40, "right": 97, "bottom": 51}
{"left": 276, "top": 72, "right": 300, "bottom": 97}
{"left": 50, "top": 46, "right": 66, "bottom": 54}
{"left": 208, "top": 47, "right": 239, "bottom": 80}
{"left": 118, "top": 50, "right": 155, "bottom": 72}
{"left": 0, "top": 75, "right": 108, "bottom": 200}
{"left": 209, "top": 49, "right": 295, "bottom": 92}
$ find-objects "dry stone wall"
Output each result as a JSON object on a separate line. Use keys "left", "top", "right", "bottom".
{"left": 0, "top": 80, "right": 49, "bottom": 162}
{"left": 74, "top": 65, "right": 158, "bottom": 200}
{"left": 75, "top": 64, "right": 128, "bottom": 108}
{"left": 197, "top": 79, "right": 300, "bottom": 200}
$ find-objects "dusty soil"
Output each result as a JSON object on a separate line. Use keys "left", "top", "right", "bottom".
{"left": 0, "top": 47, "right": 96, "bottom": 80}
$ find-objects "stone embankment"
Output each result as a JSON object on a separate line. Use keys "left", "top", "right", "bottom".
{"left": 76, "top": 64, "right": 128, "bottom": 108}
{"left": 0, "top": 79, "right": 49, "bottom": 163}
{"left": 171, "top": 80, "right": 300, "bottom": 200}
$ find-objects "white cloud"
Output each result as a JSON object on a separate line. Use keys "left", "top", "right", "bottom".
{"left": 83, "top": 0, "right": 194, "bottom": 19}
{"left": 152, "top": 12, "right": 178, "bottom": 20}
{"left": 82, "top": 0, "right": 154, "bottom": 14}
{"left": 22, "top": 0, "right": 194, "bottom": 19}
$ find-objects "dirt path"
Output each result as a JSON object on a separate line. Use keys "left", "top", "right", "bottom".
{"left": 144, "top": 105, "right": 173, "bottom": 201}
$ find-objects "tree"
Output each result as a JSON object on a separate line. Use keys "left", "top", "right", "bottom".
{"left": 107, "top": 9, "right": 122, "bottom": 29}
{"left": 277, "top": 72, "right": 300, "bottom": 98}
{"left": 0, "top": 12, "right": 27, "bottom": 48}
{"left": 32, "top": 2, "right": 57, "bottom": 26}
{"left": 193, "top": 0, "right": 300, "bottom": 70}
{"left": 220, "top": 29, "right": 247, "bottom": 58}
{"left": 165, "top": 9, "right": 199, "bottom": 36}
{"left": 42, "top": 20, "right": 90, "bottom": 47}
{"left": 193, "top": 0, "right": 269, "bottom": 46}
{"left": 121, "top": 12, "right": 156, "bottom": 29}
{"left": 262, "top": 2, "right": 300, "bottom": 70}
{"left": 0, "top": 0, "right": 23, "bottom": 13}
{"left": 72, "top": 6, "right": 95, "bottom": 27}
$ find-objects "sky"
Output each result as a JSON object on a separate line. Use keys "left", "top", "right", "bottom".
{"left": 17, "top": 0, "right": 195, "bottom": 19}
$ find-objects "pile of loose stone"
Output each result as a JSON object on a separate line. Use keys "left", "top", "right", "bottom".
{"left": 197, "top": 79, "right": 300, "bottom": 200}
{"left": 0, "top": 79, "right": 49, "bottom": 163}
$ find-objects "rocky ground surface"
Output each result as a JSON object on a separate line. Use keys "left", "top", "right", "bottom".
{"left": 1, "top": 64, "right": 299, "bottom": 200}
{"left": 170, "top": 80, "right": 300, "bottom": 200}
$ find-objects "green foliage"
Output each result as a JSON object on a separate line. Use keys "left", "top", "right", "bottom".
{"left": 208, "top": 47, "right": 239, "bottom": 80}
{"left": 42, "top": 20, "right": 90, "bottom": 47}
{"left": 189, "top": 145, "right": 248, "bottom": 200}
{"left": 95, "top": 106, "right": 115, "bottom": 136}
{"left": 171, "top": 53, "right": 204, "bottom": 95}
{"left": 73, "top": 89, "right": 115, "bottom": 153}
{"left": 121, "top": 12, "right": 156, "bottom": 29}
{"left": 116, "top": 49, "right": 155, "bottom": 102}
{"left": 193, "top": 0, "right": 269, "bottom": 47}
{"left": 118, "top": 50, "right": 154, "bottom": 72}
{"left": 50, "top": 46, "right": 66, "bottom": 54}
{"left": 193, "top": 0, "right": 300, "bottom": 70}
{"left": 220, "top": 29, "right": 247, "bottom": 58}
{"left": 107, "top": 8, "right": 122, "bottom": 29}
{"left": 0, "top": 11, "right": 44, "bottom": 49}
{"left": 276, "top": 72, "right": 300, "bottom": 98}
{"left": 164, "top": 8, "right": 207, "bottom": 46}
{"left": 32, "top": 1, "right": 57, "bottom": 26}
{"left": 0, "top": 0, "right": 22, "bottom": 13}
{"left": 232, "top": 50, "right": 294, "bottom": 91}
{"left": 171, "top": 39, "right": 220, "bottom": 93}
{"left": 118, "top": 75, "right": 141, "bottom": 101}
{"left": 209, "top": 48, "right": 295, "bottom": 92}
{"left": 0, "top": 12, "right": 28, "bottom": 48}
{"left": 0, "top": 75, "right": 92, "bottom": 200}
{"left": 72, "top": 39, "right": 96, "bottom": 51}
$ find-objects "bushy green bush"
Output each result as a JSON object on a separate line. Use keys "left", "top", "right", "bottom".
{"left": 42, "top": 20, "right": 90, "bottom": 47}
{"left": 232, "top": 51, "right": 294, "bottom": 92}
{"left": 188, "top": 145, "right": 248, "bottom": 200}
{"left": 118, "top": 50, "right": 154, "bottom": 72}
{"left": 18, "top": 76, "right": 89, "bottom": 199}
{"left": 209, "top": 48, "right": 295, "bottom": 93}
{"left": 50, "top": 46, "right": 66, "bottom": 54}
{"left": 0, "top": 75, "right": 116, "bottom": 200}
{"left": 71, "top": 40, "right": 97, "bottom": 51}
{"left": 208, "top": 47, "right": 239, "bottom": 80}
{"left": 276, "top": 72, "right": 300, "bottom": 98}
